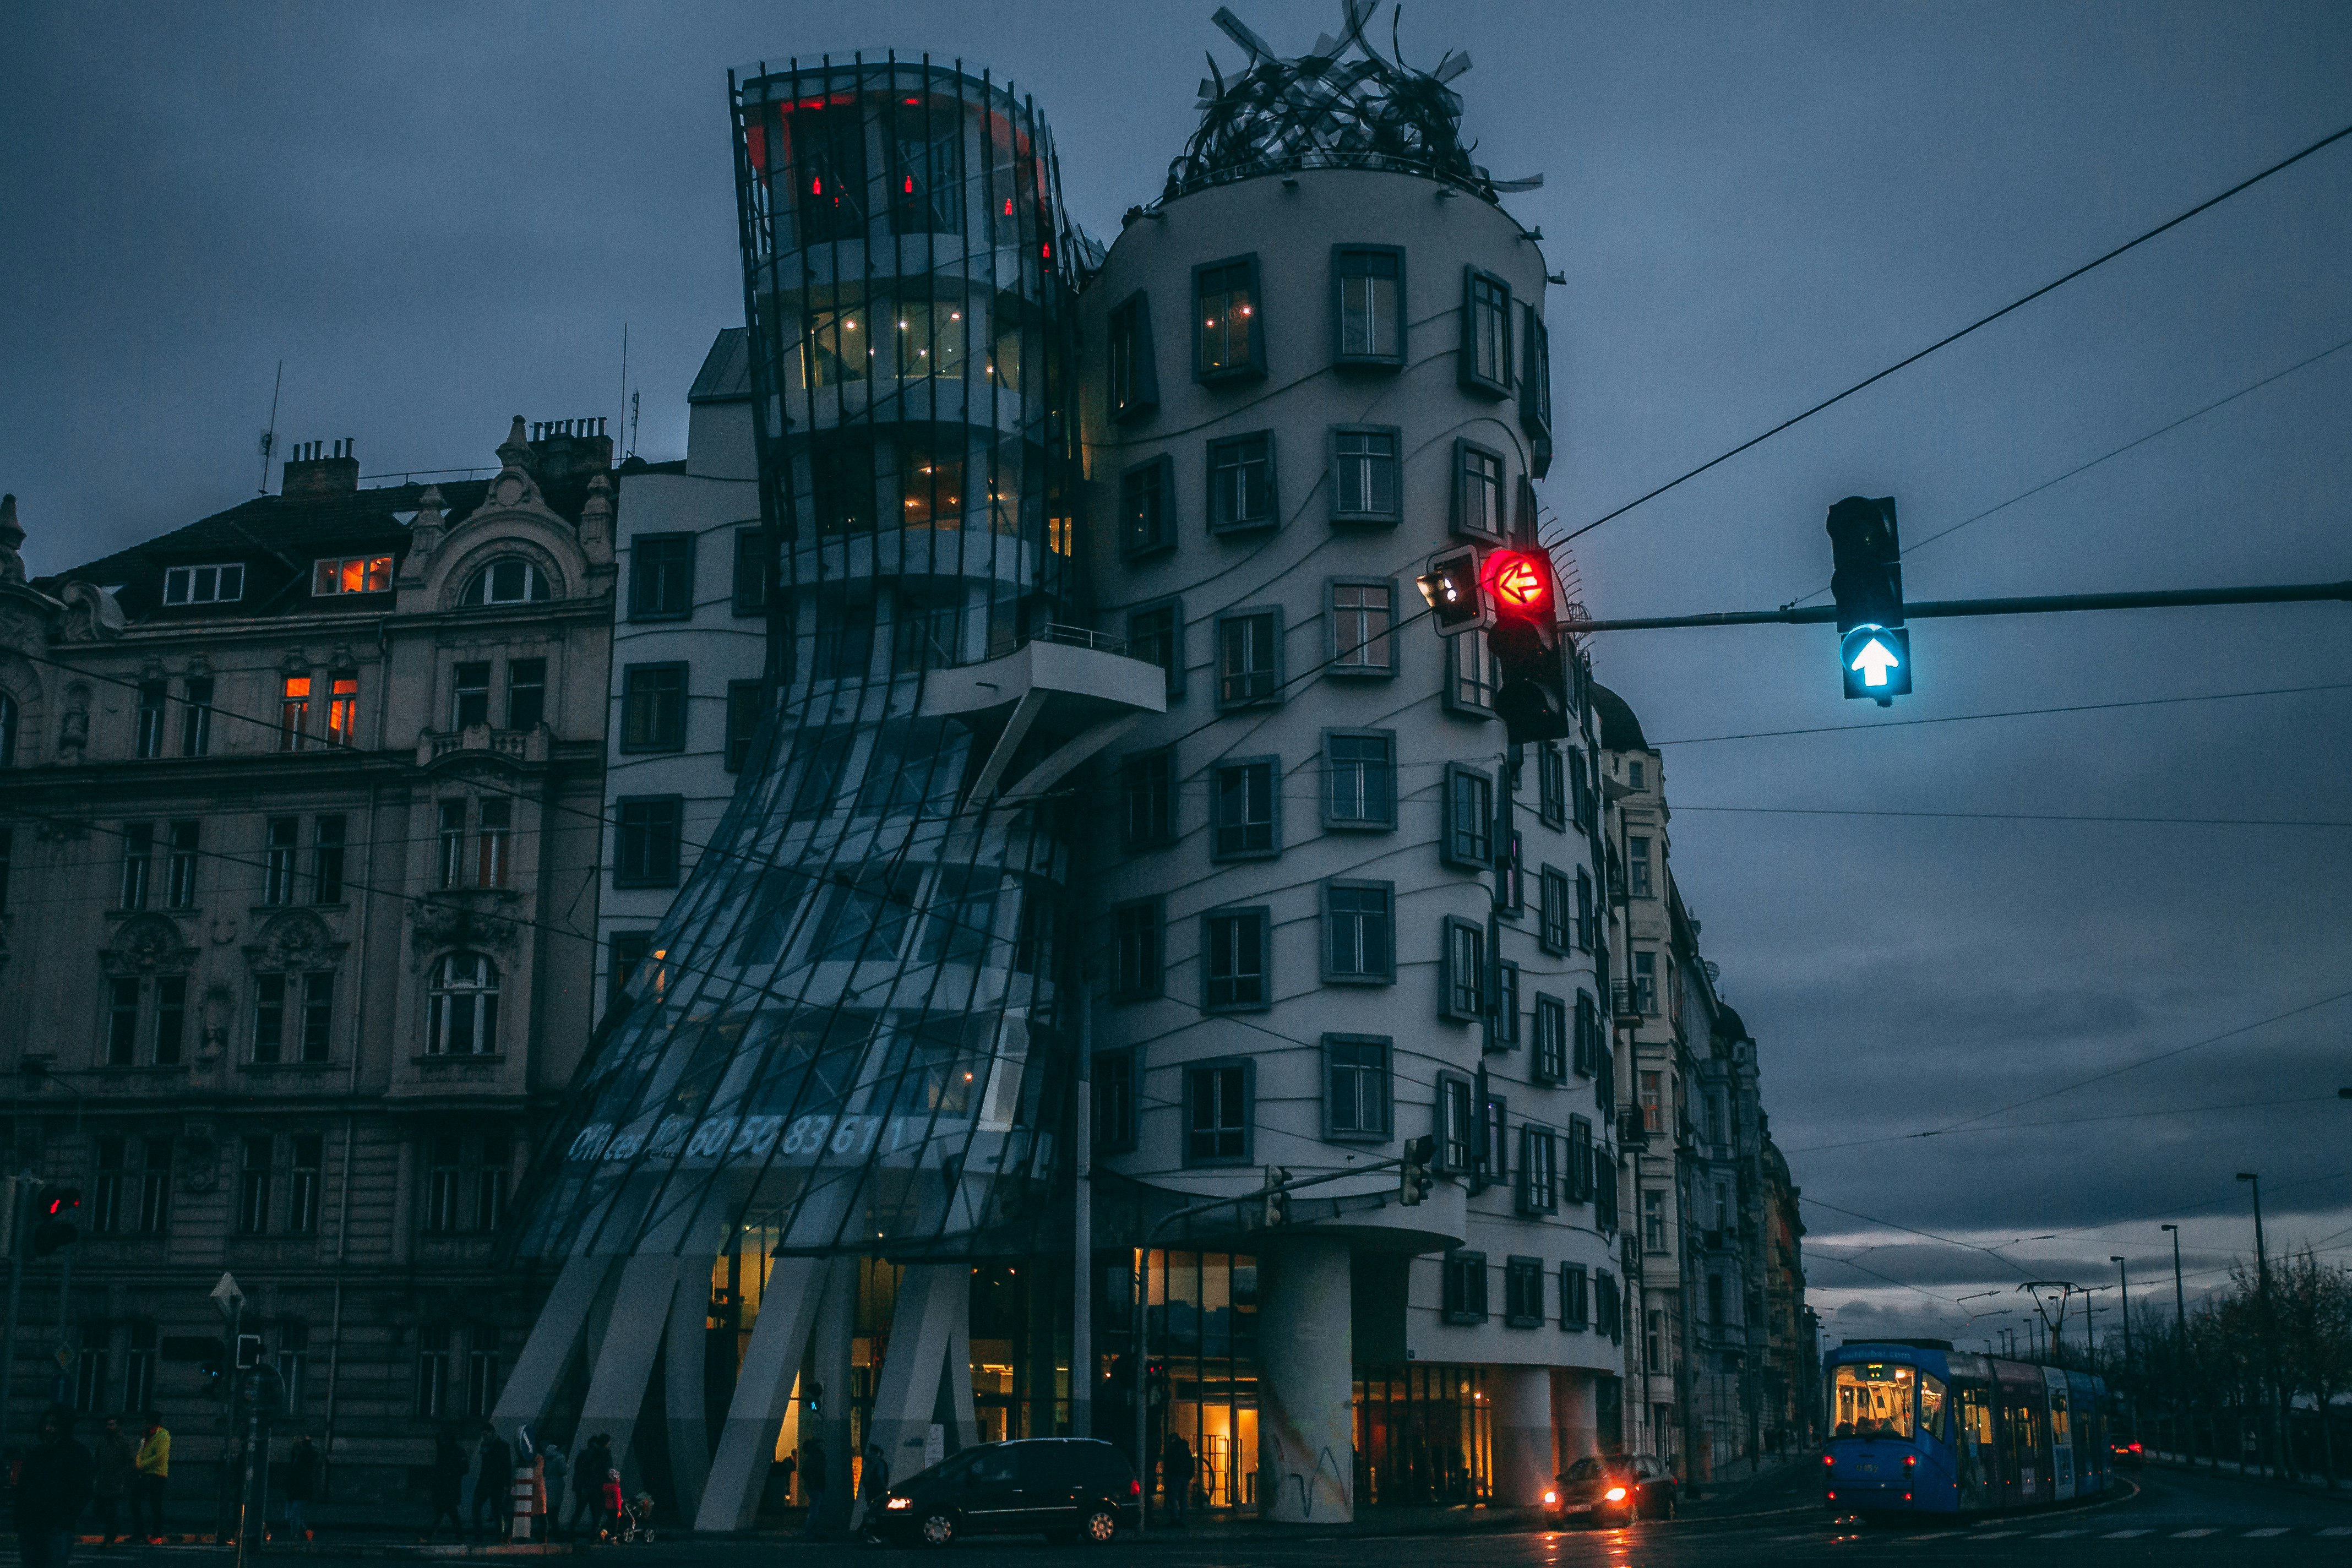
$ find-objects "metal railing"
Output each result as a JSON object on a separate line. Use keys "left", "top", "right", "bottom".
{"left": 1032, "top": 623, "right": 1130, "bottom": 656}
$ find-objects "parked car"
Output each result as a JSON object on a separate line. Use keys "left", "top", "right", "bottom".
{"left": 2109, "top": 1439, "right": 2144, "bottom": 1468}
{"left": 876, "top": 1437, "right": 1142, "bottom": 1548}
{"left": 1546, "top": 1453, "right": 1679, "bottom": 1525}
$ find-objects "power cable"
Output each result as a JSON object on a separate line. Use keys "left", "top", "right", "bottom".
{"left": 1674, "top": 803, "right": 2352, "bottom": 829}
{"left": 1649, "top": 682, "right": 2352, "bottom": 747}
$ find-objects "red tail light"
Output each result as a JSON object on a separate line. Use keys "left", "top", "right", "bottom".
{"left": 1822, "top": 1455, "right": 1835, "bottom": 1467}
{"left": 1129, "top": 1480, "right": 1141, "bottom": 1498}
{"left": 1903, "top": 1455, "right": 1916, "bottom": 1470}
{"left": 1826, "top": 1491, "right": 1836, "bottom": 1501}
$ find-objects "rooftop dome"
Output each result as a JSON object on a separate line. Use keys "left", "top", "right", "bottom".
{"left": 1162, "top": 2, "right": 1543, "bottom": 204}
{"left": 1590, "top": 682, "right": 1649, "bottom": 753}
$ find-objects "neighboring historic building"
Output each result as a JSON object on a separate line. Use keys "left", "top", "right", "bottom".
{"left": 0, "top": 417, "right": 613, "bottom": 1501}
{"left": 1761, "top": 1128, "right": 1815, "bottom": 1450}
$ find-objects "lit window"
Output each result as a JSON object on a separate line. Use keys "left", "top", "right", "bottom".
{"left": 1194, "top": 256, "right": 1264, "bottom": 380}
{"left": 312, "top": 556, "right": 393, "bottom": 596}
{"left": 326, "top": 674, "right": 358, "bottom": 746}
{"left": 279, "top": 676, "right": 311, "bottom": 750}
{"left": 161, "top": 563, "right": 246, "bottom": 606}
{"left": 894, "top": 293, "right": 969, "bottom": 378}
{"left": 461, "top": 559, "right": 551, "bottom": 606}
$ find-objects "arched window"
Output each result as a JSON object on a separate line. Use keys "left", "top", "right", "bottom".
{"left": 427, "top": 952, "right": 500, "bottom": 1055}
{"left": 0, "top": 689, "right": 17, "bottom": 766}
{"left": 460, "top": 559, "right": 551, "bottom": 606}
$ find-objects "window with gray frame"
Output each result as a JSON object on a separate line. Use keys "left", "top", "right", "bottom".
{"left": 1122, "top": 748, "right": 1176, "bottom": 848}
{"left": 1323, "top": 731, "right": 1396, "bottom": 829}
{"left": 1207, "top": 432, "right": 1277, "bottom": 532}
{"left": 1184, "top": 1060, "right": 1252, "bottom": 1164}
{"left": 1093, "top": 1049, "right": 1138, "bottom": 1155}
{"left": 1539, "top": 865, "right": 1571, "bottom": 952}
{"left": 614, "top": 796, "right": 683, "bottom": 887}
{"left": 1322, "top": 880, "right": 1393, "bottom": 983}
{"left": 1453, "top": 440, "right": 1505, "bottom": 540}
{"left": 620, "top": 665, "right": 689, "bottom": 752}
{"left": 1633, "top": 950, "right": 1658, "bottom": 1014}
{"left": 1216, "top": 608, "right": 1281, "bottom": 707}
{"left": 1125, "top": 599, "right": 1184, "bottom": 698}
{"left": 629, "top": 533, "right": 695, "bottom": 619}
{"left": 1460, "top": 266, "right": 1513, "bottom": 396}
{"left": 1629, "top": 835, "right": 1653, "bottom": 897}
{"left": 1333, "top": 246, "right": 1404, "bottom": 366}
{"left": 1194, "top": 256, "right": 1265, "bottom": 381}
{"left": 1574, "top": 990, "right": 1600, "bottom": 1076}
{"left": 1108, "top": 291, "right": 1159, "bottom": 419}
{"left": 1323, "top": 1035, "right": 1392, "bottom": 1140}
{"left": 1492, "top": 960, "right": 1521, "bottom": 1049}
{"left": 1440, "top": 916, "right": 1486, "bottom": 1022}
{"left": 1446, "top": 629, "right": 1495, "bottom": 716}
{"left": 1330, "top": 427, "right": 1400, "bottom": 522}
{"left": 1567, "top": 1115, "right": 1596, "bottom": 1202}
{"left": 1442, "top": 764, "right": 1493, "bottom": 869}
{"left": 732, "top": 527, "right": 771, "bottom": 616}
{"left": 724, "top": 680, "right": 765, "bottom": 773}
{"left": 1521, "top": 306, "right": 1553, "bottom": 451}
{"left": 1534, "top": 992, "right": 1569, "bottom": 1083}
{"left": 1576, "top": 869, "right": 1595, "bottom": 950}
{"left": 1517, "top": 1127, "right": 1558, "bottom": 1215}
{"left": 1435, "top": 1072, "right": 1475, "bottom": 1172}
{"left": 1211, "top": 758, "right": 1278, "bottom": 858}
{"left": 1202, "top": 907, "right": 1269, "bottom": 1011}
{"left": 1120, "top": 456, "right": 1175, "bottom": 557}
{"left": 1538, "top": 744, "right": 1566, "bottom": 827}
{"left": 451, "top": 661, "right": 492, "bottom": 730}
{"left": 1442, "top": 1249, "right": 1489, "bottom": 1324}
{"left": 1560, "top": 1263, "right": 1590, "bottom": 1331}
{"left": 1328, "top": 580, "right": 1395, "bottom": 674}
{"left": 1505, "top": 1255, "right": 1545, "bottom": 1326}
{"left": 1111, "top": 899, "right": 1162, "bottom": 1000}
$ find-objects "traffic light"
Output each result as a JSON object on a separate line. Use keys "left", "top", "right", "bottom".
{"left": 32, "top": 1185, "right": 80, "bottom": 1258}
{"left": 1826, "top": 496, "right": 1910, "bottom": 704}
{"left": 1262, "top": 1167, "right": 1289, "bottom": 1228}
{"left": 1415, "top": 547, "right": 1488, "bottom": 633}
{"left": 1482, "top": 547, "right": 1575, "bottom": 744}
{"left": 1398, "top": 1136, "right": 1436, "bottom": 1207}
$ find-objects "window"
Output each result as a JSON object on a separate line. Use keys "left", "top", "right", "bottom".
{"left": 1628, "top": 836, "right": 1653, "bottom": 898}
{"left": 1446, "top": 629, "right": 1496, "bottom": 716}
{"left": 279, "top": 675, "right": 311, "bottom": 750}
{"left": 1560, "top": 1264, "right": 1590, "bottom": 1331}
{"left": 1184, "top": 1060, "right": 1251, "bottom": 1164}
{"left": 1330, "top": 427, "right": 1400, "bottom": 522}
{"left": 137, "top": 1138, "right": 171, "bottom": 1233}
{"left": 1517, "top": 1130, "right": 1558, "bottom": 1215}
{"left": 890, "top": 594, "right": 962, "bottom": 676}
{"left": 428, "top": 800, "right": 464, "bottom": 890}
{"left": 886, "top": 95, "right": 962, "bottom": 233}
{"left": 1453, "top": 440, "right": 1505, "bottom": 540}
{"left": 1104, "top": 899, "right": 1164, "bottom": 1000}
{"left": 893, "top": 290, "right": 970, "bottom": 379}
{"left": 264, "top": 816, "right": 299, "bottom": 905}
{"left": 276, "top": 1322, "right": 309, "bottom": 1411}
{"left": 161, "top": 563, "right": 244, "bottom": 606}
{"left": 1505, "top": 1255, "right": 1545, "bottom": 1326}
{"left": 92, "top": 1136, "right": 129, "bottom": 1232}
{"left": 1442, "top": 764, "right": 1494, "bottom": 869}
{"left": 287, "top": 826, "right": 346, "bottom": 918}
{"left": 716, "top": 679, "right": 765, "bottom": 774}
{"left": 1596, "top": 1271, "right": 1621, "bottom": 1343}
{"left": 1640, "top": 1070, "right": 1663, "bottom": 1134}
{"left": 810, "top": 433, "right": 876, "bottom": 534}
{"left": 1206, "top": 432, "right": 1277, "bottom": 532}
{"left": 1093, "top": 1049, "right": 1138, "bottom": 1154}
{"left": 731, "top": 527, "right": 772, "bottom": 616}
{"left": 475, "top": 799, "right": 510, "bottom": 889}
{"left": 1125, "top": 600, "right": 1184, "bottom": 699}
{"left": 476, "top": 1140, "right": 509, "bottom": 1233}
{"left": 1323, "top": 730, "right": 1396, "bottom": 829}
{"left": 1435, "top": 1074, "right": 1476, "bottom": 1173}
{"left": 319, "top": 673, "right": 357, "bottom": 747}
{"left": 1442, "top": 1250, "right": 1489, "bottom": 1325}
{"left": 1643, "top": 1189, "right": 1666, "bottom": 1252}
{"left": 1201, "top": 907, "right": 1269, "bottom": 1011}
{"left": 1333, "top": 246, "right": 1404, "bottom": 365}
{"left": 606, "top": 933, "right": 653, "bottom": 1019}
{"left": 1482, "top": 1093, "right": 1509, "bottom": 1185}
{"left": 106, "top": 978, "right": 140, "bottom": 1065}
{"left": 917, "top": 866, "right": 999, "bottom": 965}
{"left": 1460, "top": 267, "right": 1513, "bottom": 396}
{"left": 416, "top": 1322, "right": 453, "bottom": 1417}
{"left": 249, "top": 972, "right": 308, "bottom": 1064}
{"left": 427, "top": 952, "right": 500, "bottom": 1055}
{"left": 1633, "top": 950, "right": 1658, "bottom": 1014}
{"left": 135, "top": 680, "right": 167, "bottom": 758}
{"left": 312, "top": 555, "right": 392, "bottom": 596}
{"left": 179, "top": 676, "right": 213, "bottom": 757}
{"left": 1706, "top": 1273, "right": 1727, "bottom": 1327}
{"left": 1534, "top": 993, "right": 1569, "bottom": 1083}
{"left": 1324, "top": 1035, "right": 1391, "bottom": 1140}
{"left": 1328, "top": 580, "right": 1395, "bottom": 674}
{"left": 460, "top": 558, "right": 549, "bottom": 606}
{"left": 1628, "top": 759, "right": 1645, "bottom": 791}
{"left": 1493, "top": 960, "right": 1522, "bottom": 1048}
{"left": 1537, "top": 745, "right": 1566, "bottom": 827}
{"left": 1322, "top": 881, "right": 1394, "bottom": 983}
{"left": 1211, "top": 758, "right": 1278, "bottom": 859}
{"left": 813, "top": 597, "right": 875, "bottom": 681}
{"left": 154, "top": 976, "right": 186, "bottom": 1065}
{"left": 448, "top": 661, "right": 490, "bottom": 731}
{"left": 288, "top": 1135, "right": 323, "bottom": 1234}
{"left": 1574, "top": 991, "right": 1601, "bottom": 1077}
{"left": 629, "top": 533, "right": 695, "bottom": 619}
{"left": 119, "top": 823, "right": 153, "bottom": 910}
{"left": 165, "top": 821, "right": 199, "bottom": 909}
{"left": 238, "top": 1135, "right": 273, "bottom": 1234}
{"left": 614, "top": 796, "right": 683, "bottom": 888}
{"left": 1215, "top": 608, "right": 1281, "bottom": 707}
{"left": 1566, "top": 1115, "right": 1596, "bottom": 1203}
{"left": 890, "top": 425, "right": 965, "bottom": 527}
{"left": 1193, "top": 255, "right": 1264, "bottom": 381}
{"left": 1440, "top": 916, "right": 1487, "bottom": 1022}
{"left": 1107, "top": 290, "right": 1159, "bottom": 419}
{"left": 124, "top": 1324, "right": 157, "bottom": 1411}
{"left": 1121, "top": 748, "right": 1176, "bottom": 850}
{"left": 1575, "top": 870, "right": 1595, "bottom": 951}
{"left": 465, "top": 1324, "right": 503, "bottom": 1417}
{"left": 1521, "top": 307, "right": 1553, "bottom": 450}
{"left": 620, "top": 663, "right": 688, "bottom": 752}
{"left": 1119, "top": 456, "right": 1175, "bottom": 558}
{"left": 812, "top": 863, "right": 923, "bottom": 962}
{"left": 1539, "top": 866, "right": 1571, "bottom": 953}
{"left": 506, "top": 658, "right": 547, "bottom": 731}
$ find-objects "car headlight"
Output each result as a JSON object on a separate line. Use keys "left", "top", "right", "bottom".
{"left": 1604, "top": 1486, "right": 1627, "bottom": 1502}
{"left": 885, "top": 1497, "right": 911, "bottom": 1511}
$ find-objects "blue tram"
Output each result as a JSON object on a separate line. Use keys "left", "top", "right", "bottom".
{"left": 1823, "top": 1341, "right": 2109, "bottom": 1516}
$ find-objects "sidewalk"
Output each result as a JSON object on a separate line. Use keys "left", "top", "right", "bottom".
{"left": 2143, "top": 1449, "right": 2352, "bottom": 1504}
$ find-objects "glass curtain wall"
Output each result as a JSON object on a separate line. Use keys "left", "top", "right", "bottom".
{"left": 1353, "top": 1365, "right": 1494, "bottom": 1506}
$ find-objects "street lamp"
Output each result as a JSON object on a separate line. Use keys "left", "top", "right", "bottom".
{"left": 2111, "top": 1256, "right": 2136, "bottom": 1442}
{"left": 2162, "top": 1224, "right": 2190, "bottom": 1466}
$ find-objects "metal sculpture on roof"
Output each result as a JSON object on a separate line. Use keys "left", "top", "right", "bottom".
{"left": 1165, "top": 2, "right": 1542, "bottom": 203}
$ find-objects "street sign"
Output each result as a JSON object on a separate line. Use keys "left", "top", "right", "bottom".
{"left": 1840, "top": 624, "right": 1912, "bottom": 701}
{"left": 211, "top": 1271, "right": 246, "bottom": 1321}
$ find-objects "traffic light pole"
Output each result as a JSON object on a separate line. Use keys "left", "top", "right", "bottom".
{"left": 1, "top": 1177, "right": 26, "bottom": 1457}
{"left": 1558, "top": 579, "right": 2352, "bottom": 635}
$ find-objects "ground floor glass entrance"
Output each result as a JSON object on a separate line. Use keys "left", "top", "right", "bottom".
{"left": 1353, "top": 1364, "right": 1493, "bottom": 1506}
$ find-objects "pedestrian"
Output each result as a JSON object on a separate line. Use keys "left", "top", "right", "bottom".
{"left": 567, "top": 1435, "right": 611, "bottom": 1539}
{"left": 597, "top": 1466, "right": 624, "bottom": 1542}
{"left": 1161, "top": 1432, "right": 1195, "bottom": 1525}
{"left": 281, "top": 1434, "right": 321, "bottom": 1544}
{"left": 15, "top": 1406, "right": 95, "bottom": 1568}
{"left": 854, "top": 1443, "right": 891, "bottom": 1539}
{"left": 132, "top": 1412, "right": 171, "bottom": 1544}
{"left": 90, "top": 1415, "right": 137, "bottom": 1546}
{"left": 540, "top": 1441, "right": 568, "bottom": 1540}
{"left": 796, "top": 1438, "right": 828, "bottom": 1541}
{"left": 424, "top": 1429, "right": 468, "bottom": 1544}
{"left": 472, "top": 1423, "right": 513, "bottom": 1540}
{"left": 773, "top": 1448, "right": 794, "bottom": 1511}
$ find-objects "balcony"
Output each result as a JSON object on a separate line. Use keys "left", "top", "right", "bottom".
{"left": 1610, "top": 981, "right": 1645, "bottom": 1024}
{"left": 417, "top": 724, "right": 549, "bottom": 768}
{"left": 1618, "top": 1110, "right": 1651, "bottom": 1149}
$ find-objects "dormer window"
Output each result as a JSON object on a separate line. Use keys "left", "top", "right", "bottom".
{"left": 461, "top": 559, "right": 551, "bottom": 606}
{"left": 312, "top": 556, "right": 392, "bottom": 596}
{"left": 162, "top": 564, "right": 244, "bottom": 606}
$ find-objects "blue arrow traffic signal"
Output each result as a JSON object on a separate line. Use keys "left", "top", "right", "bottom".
{"left": 1840, "top": 624, "right": 1912, "bottom": 703}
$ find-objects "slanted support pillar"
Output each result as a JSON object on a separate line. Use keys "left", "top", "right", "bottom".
{"left": 694, "top": 1256, "right": 837, "bottom": 1534}
{"left": 664, "top": 1254, "right": 718, "bottom": 1523}
{"left": 865, "top": 1264, "right": 973, "bottom": 1483}
{"left": 575, "top": 1255, "right": 698, "bottom": 1495}
{"left": 492, "top": 1254, "right": 614, "bottom": 1440}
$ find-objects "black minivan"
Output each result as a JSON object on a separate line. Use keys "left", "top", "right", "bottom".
{"left": 876, "top": 1438, "right": 1141, "bottom": 1548}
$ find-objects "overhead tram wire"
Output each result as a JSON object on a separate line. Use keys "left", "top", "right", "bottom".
{"left": 1554, "top": 115, "right": 2352, "bottom": 548}
{"left": 1781, "top": 1092, "right": 2350, "bottom": 1157}
{"left": 1674, "top": 804, "right": 2352, "bottom": 829}
{"left": 1649, "top": 682, "right": 2352, "bottom": 747}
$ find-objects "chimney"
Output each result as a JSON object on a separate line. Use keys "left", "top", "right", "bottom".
{"left": 282, "top": 438, "right": 360, "bottom": 499}
{"left": 526, "top": 417, "right": 616, "bottom": 485}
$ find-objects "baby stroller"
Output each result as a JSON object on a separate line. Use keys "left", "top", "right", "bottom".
{"left": 612, "top": 1491, "right": 657, "bottom": 1544}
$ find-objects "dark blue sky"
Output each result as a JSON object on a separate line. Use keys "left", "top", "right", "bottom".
{"left": 5, "top": 0, "right": 2348, "bottom": 1347}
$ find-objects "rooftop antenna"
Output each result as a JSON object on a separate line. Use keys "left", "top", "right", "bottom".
{"left": 628, "top": 390, "right": 640, "bottom": 461}
{"left": 619, "top": 322, "right": 629, "bottom": 460}
{"left": 258, "top": 359, "right": 284, "bottom": 493}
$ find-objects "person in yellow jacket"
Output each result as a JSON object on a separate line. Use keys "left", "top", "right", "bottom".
{"left": 133, "top": 1413, "right": 171, "bottom": 1544}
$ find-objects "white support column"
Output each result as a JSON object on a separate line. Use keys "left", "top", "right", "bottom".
{"left": 1256, "top": 1238, "right": 1352, "bottom": 1523}
{"left": 664, "top": 1253, "right": 717, "bottom": 1525}
{"left": 864, "top": 1263, "right": 971, "bottom": 1480}
{"left": 492, "top": 1254, "right": 614, "bottom": 1440}
{"left": 1491, "top": 1363, "right": 1555, "bottom": 1507}
{"left": 575, "top": 1254, "right": 695, "bottom": 1495}
{"left": 693, "top": 1256, "right": 836, "bottom": 1534}
{"left": 808, "top": 1260, "right": 857, "bottom": 1534}
{"left": 1552, "top": 1367, "right": 1600, "bottom": 1472}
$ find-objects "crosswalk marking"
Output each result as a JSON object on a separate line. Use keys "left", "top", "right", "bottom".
{"left": 2037, "top": 1528, "right": 2087, "bottom": 1538}
{"left": 1973, "top": 1529, "right": 2022, "bottom": 1538}
{"left": 2242, "top": 1527, "right": 2289, "bottom": 1537}
{"left": 2317, "top": 1526, "right": 2352, "bottom": 1537}
{"left": 1902, "top": 1532, "right": 1963, "bottom": 1540}
{"left": 2099, "top": 1529, "right": 2152, "bottom": 1538}
{"left": 2171, "top": 1528, "right": 2219, "bottom": 1537}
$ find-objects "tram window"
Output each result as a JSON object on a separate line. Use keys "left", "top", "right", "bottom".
{"left": 1919, "top": 1373, "right": 1949, "bottom": 1442}
{"left": 1831, "top": 1362, "right": 1917, "bottom": 1441}
{"left": 2049, "top": 1386, "right": 2070, "bottom": 1447}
